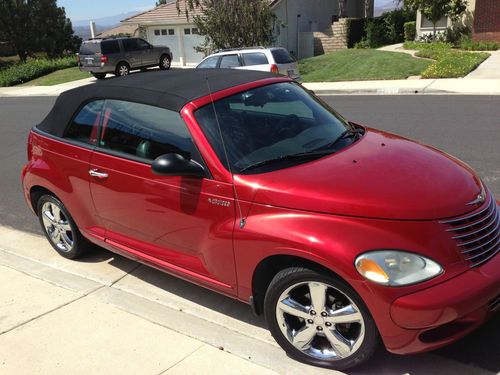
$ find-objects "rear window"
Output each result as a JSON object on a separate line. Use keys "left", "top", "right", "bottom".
{"left": 242, "top": 52, "right": 269, "bottom": 66}
{"left": 197, "top": 56, "right": 219, "bottom": 69}
{"left": 79, "top": 42, "right": 101, "bottom": 55}
{"left": 101, "top": 40, "right": 120, "bottom": 55}
{"left": 271, "top": 49, "right": 295, "bottom": 64}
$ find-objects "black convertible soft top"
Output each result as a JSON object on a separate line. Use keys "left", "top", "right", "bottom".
{"left": 37, "top": 69, "right": 279, "bottom": 137}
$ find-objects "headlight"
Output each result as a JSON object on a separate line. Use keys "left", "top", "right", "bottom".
{"left": 355, "top": 250, "right": 443, "bottom": 286}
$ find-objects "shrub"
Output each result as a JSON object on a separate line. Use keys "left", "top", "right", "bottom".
{"left": 459, "top": 40, "right": 499, "bottom": 51}
{"left": 403, "top": 41, "right": 452, "bottom": 50}
{"left": 0, "top": 56, "right": 77, "bottom": 87}
{"left": 404, "top": 21, "right": 416, "bottom": 41}
{"left": 362, "top": 8, "right": 416, "bottom": 48}
{"left": 365, "top": 18, "right": 387, "bottom": 47}
{"left": 346, "top": 18, "right": 368, "bottom": 48}
{"left": 443, "top": 24, "right": 472, "bottom": 46}
{"left": 354, "top": 39, "right": 370, "bottom": 49}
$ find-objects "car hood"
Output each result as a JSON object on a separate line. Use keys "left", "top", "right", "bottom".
{"left": 234, "top": 127, "right": 483, "bottom": 220}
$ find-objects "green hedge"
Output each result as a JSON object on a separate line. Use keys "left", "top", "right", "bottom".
{"left": 403, "top": 41, "right": 453, "bottom": 50}
{"left": 346, "top": 18, "right": 368, "bottom": 48}
{"left": 459, "top": 40, "right": 499, "bottom": 51}
{"left": 0, "top": 56, "right": 77, "bottom": 87}
{"left": 404, "top": 21, "right": 416, "bottom": 42}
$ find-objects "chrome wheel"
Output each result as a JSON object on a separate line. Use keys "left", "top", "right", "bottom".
{"left": 161, "top": 56, "right": 171, "bottom": 69}
{"left": 275, "top": 281, "right": 365, "bottom": 360}
{"left": 118, "top": 64, "right": 129, "bottom": 76}
{"left": 41, "top": 202, "right": 74, "bottom": 253}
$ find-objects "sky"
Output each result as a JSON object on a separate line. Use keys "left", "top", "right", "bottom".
{"left": 58, "top": 0, "right": 156, "bottom": 21}
{"left": 59, "top": 0, "right": 390, "bottom": 21}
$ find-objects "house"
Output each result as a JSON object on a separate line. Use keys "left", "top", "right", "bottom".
{"left": 97, "top": 24, "right": 139, "bottom": 38}
{"left": 272, "top": 0, "right": 373, "bottom": 58}
{"left": 121, "top": 0, "right": 372, "bottom": 66}
{"left": 121, "top": 0, "right": 204, "bottom": 66}
{"left": 415, "top": 0, "right": 500, "bottom": 41}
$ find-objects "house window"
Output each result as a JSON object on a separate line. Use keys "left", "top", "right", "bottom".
{"left": 184, "top": 28, "right": 191, "bottom": 35}
{"left": 154, "top": 29, "right": 160, "bottom": 36}
{"left": 161, "top": 29, "right": 167, "bottom": 35}
{"left": 191, "top": 28, "right": 199, "bottom": 35}
{"left": 421, "top": 16, "right": 447, "bottom": 28}
{"left": 168, "top": 29, "right": 175, "bottom": 35}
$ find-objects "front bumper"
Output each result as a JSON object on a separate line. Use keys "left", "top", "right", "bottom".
{"left": 383, "top": 250, "right": 499, "bottom": 354}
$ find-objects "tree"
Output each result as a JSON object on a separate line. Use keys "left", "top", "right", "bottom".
{"left": 0, "top": 0, "right": 80, "bottom": 61}
{"left": 403, "top": 0, "right": 467, "bottom": 39}
{"left": 176, "top": 0, "right": 275, "bottom": 55}
{"left": 0, "top": 0, "right": 33, "bottom": 62}
{"left": 156, "top": 0, "right": 167, "bottom": 6}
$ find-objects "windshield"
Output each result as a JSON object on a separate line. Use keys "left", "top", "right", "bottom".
{"left": 195, "top": 82, "right": 355, "bottom": 174}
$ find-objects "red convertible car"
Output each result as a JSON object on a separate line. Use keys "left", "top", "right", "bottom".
{"left": 22, "top": 70, "right": 499, "bottom": 370}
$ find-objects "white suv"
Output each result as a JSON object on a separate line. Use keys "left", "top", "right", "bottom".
{"left": 196, "top": 47, "right": 301, "bottom": 82}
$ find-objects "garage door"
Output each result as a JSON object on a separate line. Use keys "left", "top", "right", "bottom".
{"left": 182, "top": 27, "right": 205, "bottom": 65}
{"left": 148, "top": 27, "right": 180, "bottom": 65}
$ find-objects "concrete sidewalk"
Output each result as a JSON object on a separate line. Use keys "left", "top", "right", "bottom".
{"left": 0, "top": 224, "right": 497, "bottom": 375}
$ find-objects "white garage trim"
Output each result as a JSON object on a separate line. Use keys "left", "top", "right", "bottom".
{"left": 146, "top": 24, "right": 204, "bottom": 67}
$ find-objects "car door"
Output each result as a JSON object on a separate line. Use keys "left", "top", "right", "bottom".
{"left": 122, "top": 38, "right": 142, "bottom": 68}
{"left": 88, "top": 99, "right": 237, "bottom": 294}
{"left": 137, "top": 38, "right": 156, "bottom": 66}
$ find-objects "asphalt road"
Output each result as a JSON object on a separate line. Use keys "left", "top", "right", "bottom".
{"left": 0, "top": 95, "right": 499, "bottom": 373}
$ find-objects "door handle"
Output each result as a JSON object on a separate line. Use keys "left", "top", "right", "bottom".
{"left": 89, "top": 169, "right": 109, "bottom": 179}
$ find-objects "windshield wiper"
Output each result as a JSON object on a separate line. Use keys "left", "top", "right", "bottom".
{"left": 320, "top": 128, "right": 364, "bottom": 151}
{"left": 239, "top": 149, "right": 335, "bottom": 173}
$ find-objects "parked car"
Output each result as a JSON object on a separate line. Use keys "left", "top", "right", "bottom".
{"left": 196, "top": 47, "right": 302, "bottom": 82}
{"left": 78, "top": 37, "right": 173, "bottom": 79}
{"left": 22, "top": 69, "right": 499, "bottom": 371}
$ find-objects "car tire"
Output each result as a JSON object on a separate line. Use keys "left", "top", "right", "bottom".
{"left": 264, "top": 267, "right": 379, "bottom": 371}
{"left": 36, "top": 194, "right": 91, "bottom": 259}
{"left": 115, "top": 62, "right": 130, "bottom": 77}
{"left": 92, "top": 73, "right": 107, "bottom": 80}
{"left": 159, "top": 54, "right": 171, "bottom": 70}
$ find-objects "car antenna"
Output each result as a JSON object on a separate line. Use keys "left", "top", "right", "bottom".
{"left": 205, "top": 77, "right": 246, "bottom": 229}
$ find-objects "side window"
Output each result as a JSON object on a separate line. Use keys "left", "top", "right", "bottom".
{"left": 101, "top": 40, "right": 120, "bottom": 55}
{"left": 65, "top": 100, "right": 104, "bottom": 145}
{"left": 219, "top": 54, "right": 241, "bottom": 68}
{"left": 137, "top": 39, "right": 150, "bottom": 50}
{"left": 242, "top": 52, "right": 269, "bottom": 66}
{"left": 99, "top": 100, "right": 194, "bottom": 161}
{"left": 197, "top": 56, "right": 219, "bottom": 69}
{"left": 122, "top": 38, "right": 139, "bottom": 52}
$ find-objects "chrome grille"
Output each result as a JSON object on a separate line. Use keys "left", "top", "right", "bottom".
{"left": 440, "top": 197, "right": 500, "bottom": 268}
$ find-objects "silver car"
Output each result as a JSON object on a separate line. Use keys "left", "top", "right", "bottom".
{"left": 196, "top": 47, "right": 301, "bottom": 82}
{"left": 78, "top": 37, "right": 173, "bottom": 79}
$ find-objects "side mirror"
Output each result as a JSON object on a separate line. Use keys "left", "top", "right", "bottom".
{"left": 152, "top": 153, "right": 205, "bottom": 178}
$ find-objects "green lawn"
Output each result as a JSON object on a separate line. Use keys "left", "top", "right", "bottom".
{"left": 299, "top": 49, "right": 432, "bottom": 82}
{"left": 20, "top": 67, "right": 91, "bottom": 86}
